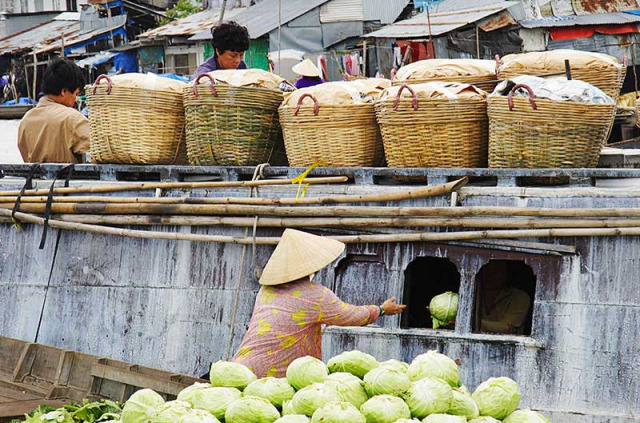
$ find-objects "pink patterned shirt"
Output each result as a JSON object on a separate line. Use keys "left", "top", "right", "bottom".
{"left": 232, "top": 277, "right": 380, "bottom": 377}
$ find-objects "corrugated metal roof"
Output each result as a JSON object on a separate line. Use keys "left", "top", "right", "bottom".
{"left": 189, "top": 0, "right": 331, "bottom": 41}
{"left": 0, "top": 19, "right": 80, "bottom": 55}
{"left": 363, "top": 0, "right": 411, "bottom": 24}
{"left": 365, "top": 1, "right": 518, "bottom": 39}
{"left": 320, "top": 0, "right": 364, "bottom": 23}
{"left": 573, "top": 0, "right": 640, "bottom": 15}
{"left": 519, "top": 11, "right": 640, "bottom": 28}
{"left": 138, "top": 7, "right": 245, "bottom": 39}
{"left": 36, "top": 15, "right": 128, "bottom": 54}
{"left": 76, "top": 51, "right": 118, "bottom": 67}
{"left": 0, "top": 14, "right": 128, "bottom": 55}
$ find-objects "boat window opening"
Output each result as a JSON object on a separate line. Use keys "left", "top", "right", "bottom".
{"left": 473, "top": 260, "right": 536, "bottom": 336}
{"left": 401, "top": 257, "right": 461, "bottom": 330}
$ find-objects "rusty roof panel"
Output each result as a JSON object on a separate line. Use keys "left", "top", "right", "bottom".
{"left": 137, "top": 7, "right": 245, "bottom": 39}
{"left": 573, "top": 0, "right": 640, "bottom": 15}
{"left": 478, "top": 10, "right": 517, "bottom": 31}
{"left": 366, "top": 1, "right": 518, "bottom": 39}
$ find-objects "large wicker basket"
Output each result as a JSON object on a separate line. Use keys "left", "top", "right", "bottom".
{"left": 87, "top": 74, "right": 187, "bottom": 165}
{"left": 375, "top": 83, "right": 489, "bottom": 168}
{"left": 279, "top": 93, "right": 384, "bottom": 167}
{"left": 488, "top": 83, "right": 616, "bottom": 168}
{"left": 498, "top": 52, "right": 626, "bottom": 100}
{"left": 183, "top": 73, "right": 284, "bottom": 166}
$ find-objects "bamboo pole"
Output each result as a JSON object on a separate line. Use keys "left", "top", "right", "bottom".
{"left": 6, "top": 203, "right": 640, "bottom": 218}
{"left": 0, "top": 176, "right": 349, "bottom": 197}
{"left": 0, "top": 178, "right": 468, "bottom": 206}
{"left": 5, "top": 215, "right": 640, "bottom": 230}
{"left": 3, "top": 207, "right": 640, "bottom": 245}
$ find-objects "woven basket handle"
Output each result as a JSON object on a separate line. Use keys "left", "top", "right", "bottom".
{"left": 507, "top": 83, "right": 537, "bottom": 111}
{"left": 393, "top": 83, "right": 418, "bottom": 111}
{"left": 294, "top": 93, "right": 320, "bottom": 116}
{"left": 623, "top": 55, "right": 628, "bottom": 67}
{"left": 494, "top": 54, "right": 501, "bottom": 75}
{"left": 92, "top": 74, "right": 113, "bottom": 95}
{"left": 192, "top": 73, "right": 218, "bottom": 97}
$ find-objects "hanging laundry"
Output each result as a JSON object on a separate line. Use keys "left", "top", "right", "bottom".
{"left": 345, "top": 55, "right": 353, "bottom": 76}
{"left": 351, "top": 53, "right": 360, "bottom": 76}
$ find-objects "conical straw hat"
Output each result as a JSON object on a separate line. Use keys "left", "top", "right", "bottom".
{"left": 292, "top": 58, "right": 321, "bottom": 77}
{"left": 259, "top": 229, "right": 345, "bottom": 285}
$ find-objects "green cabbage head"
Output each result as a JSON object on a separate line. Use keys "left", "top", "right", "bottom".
{"left": 151, "top": 400, "right": 192, "bottom": 423}
{"left": 324, "top": 373, "right": 369, "bottom": 408}
{"left": 286, "top": 356, "right": 329, "bottom": 390}
{"left": 244, "top": 378, "right": 296, "bottom": 408}
{"left": 393, "top": 420, "right": 421, "bottom": 423}
{"left": 327, "top": 350, "right": 379, "bottom": 379}
{"left": 471, "top": 377, "right": 521, "bottom": 420}
{"left": 311, "top": 401, "right": 366, "bottom": 423}
{"left": 209, "top": 361, "right": 257, "bottom": 391}
{"left": 364, "top": 366, "right": 411, "bottom": 397}
{"left": 403, "top": 378, "right": 452, "bottom": 418}
{"left": 225, "top": 396, "right": 281, "bottom": 423}
{"left": 282, "top": 401, "right": 295, "bottom": 416}
{"left": 121, "top": 388, "right": 165, "bottom": 423}
{"left": 448, "top": 387, "right": 479, "bottom": 419}
{"left": 429, "top": 292, "right": 459, "bottom": 329}
{"left": 468, "top": 417, "right": 500, "bottom": 423}
{"left": 275, "top": 416, "right": 310, "bottom": 423}
{"left": 177, "top": 383, "right": 211, "bottom": 400}
{"left": 379, "top": 360, "right": 409, "bottom": 374}
{"left": 407, "top": 351, "right": 460, "bottom": 387}
{"left": 503, "top": 409, "right": 549, "bottom": 423}
{"left": 177, "top": 386, "right": 242, "bottom": 420}
{"left": 422, "top": 414, "right": 467, "bottom": 423}
{"left": 360, "top": 395, "right": 411, "bottom": 423}
{"left": 291, "top": 383, "right": 342, "bottom": 417}
{"left": 176, "top": 409, "right": 221, "bottom": 423}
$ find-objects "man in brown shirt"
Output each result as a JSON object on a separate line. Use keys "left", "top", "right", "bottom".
{"left": 18, "top": 58, "right": 89, "bottom": 163}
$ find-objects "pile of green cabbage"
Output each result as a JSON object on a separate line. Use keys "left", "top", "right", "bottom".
{"left": 113, "top": 351, "right": 549, "bottom": 423}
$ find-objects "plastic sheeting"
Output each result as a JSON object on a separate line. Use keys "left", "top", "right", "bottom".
{"left": 492, "top": 75, "right": 615, "bottom": 104}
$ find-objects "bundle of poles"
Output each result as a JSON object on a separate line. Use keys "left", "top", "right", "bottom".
{"left": 2, "top": 175, "right": 640, "bottom": 244}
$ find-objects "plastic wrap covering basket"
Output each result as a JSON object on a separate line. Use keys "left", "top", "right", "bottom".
{"left": 497, "top": 51, "right": 627, "bottom": 100}
{"left": 374, "top": 84, "right": 489, "bottom": 168}
{"left": 488, "top": 84, "right": 616, "bottom": 168}
{"left": 393, "top": 59, "right": 498, "bottom": 93}
{"left": 87, "top": 75, "right": 187, "bottom": 165}
{"left": 183, "top": 73, "right": 284, "bottom": 166}
{"left": 278, "top": 93, "right": 384, "bottom": 167}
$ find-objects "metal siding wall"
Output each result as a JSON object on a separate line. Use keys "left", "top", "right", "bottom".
{"left": 320, "top": 0, "right": 363, "bottom": 23}
{"left": 363, "top": 0, "right": 409, "bottom": 24}
{"left": 269, "top": 25, "right": 324, "bottom": 54}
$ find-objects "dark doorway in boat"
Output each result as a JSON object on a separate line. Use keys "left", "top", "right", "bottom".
{"left": 401, "top": 257, "right": 460, "bottom": 329}
{"left": 473, "top": 260, "right": 536, "bottom": 336}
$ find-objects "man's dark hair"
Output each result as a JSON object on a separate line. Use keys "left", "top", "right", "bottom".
{"left": 42, "top": 58, "right": 85, "bottom": 96}
{"left": 211, "top": 21, "right": 250, "bottom": 54}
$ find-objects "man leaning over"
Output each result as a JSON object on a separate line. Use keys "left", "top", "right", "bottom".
{"left": 18, "top": 58, "right": 89, "bottom": 163}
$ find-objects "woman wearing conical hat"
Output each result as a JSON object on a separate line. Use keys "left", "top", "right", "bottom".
{"left": 292, "top": 59, "right": 325, "bottom": 89}
{"left": 232, "top": 229, "right": 406, "bottom": 377}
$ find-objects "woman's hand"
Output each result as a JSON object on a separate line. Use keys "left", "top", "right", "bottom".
{"left": 381, "top": 297, "right": 407, "bottom": 316}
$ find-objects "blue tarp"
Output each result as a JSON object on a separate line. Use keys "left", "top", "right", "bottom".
{"left": 113, "top": 51, "right": 138, "bottom": 73}
{"left": 625, "top": 10, "right": 640, "bottom": 16}
{"left": 157, "top": 74, "right": 190, "bottom": 82}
